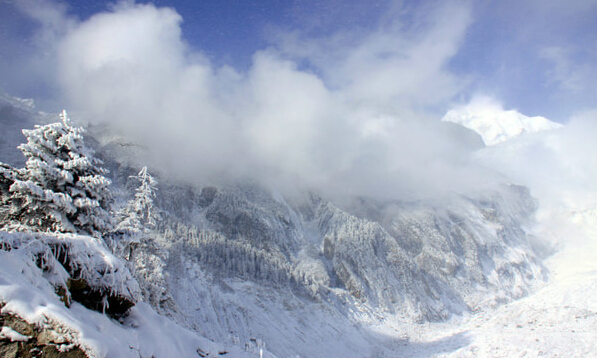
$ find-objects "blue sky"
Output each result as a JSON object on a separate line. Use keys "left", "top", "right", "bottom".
{"left": 1, "top": 0, "right": 595, "bottom": 122}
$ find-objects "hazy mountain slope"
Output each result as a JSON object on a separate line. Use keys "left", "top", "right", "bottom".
{"left": 375, "top": 205, "right": 597, "bottom": 358}
{"left": 0, "top": 94, "right": 48, "bottom": 167}
{"left": 398, "top": 106, "right": 597, "bottom": 357}
{"left": 119, "top": 175, "right": 545, "bottom": 357}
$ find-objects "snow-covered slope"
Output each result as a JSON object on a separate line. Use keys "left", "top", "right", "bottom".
{"left": 0, "top": 231, "right": 266, "bottom": 358}
{"left": 442, "top": 97, "right": 562, "bottom": 146}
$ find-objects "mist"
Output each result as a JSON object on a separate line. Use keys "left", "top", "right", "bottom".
{"left": 476, "top": 109, "right": 597, "bottom": 211}
{"left": 2, "top": 1, "right": 595, "bottom": 203}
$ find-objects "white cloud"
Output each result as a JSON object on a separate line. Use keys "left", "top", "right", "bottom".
{"left": 443, "top": 95, "right": 597, "bottom": 211}
{"left": 474, "top": 106, "right": 597, "bottom": 211}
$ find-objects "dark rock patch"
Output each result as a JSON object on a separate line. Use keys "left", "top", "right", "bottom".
{"left": 0, "top": 309, "right": 87, "bottom": 358}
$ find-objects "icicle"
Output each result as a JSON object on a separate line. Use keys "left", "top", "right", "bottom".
{"left": 102, "top": 294, "right": 109, "bottom": 314}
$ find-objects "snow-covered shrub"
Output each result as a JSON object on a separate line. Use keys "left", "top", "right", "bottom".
{"left": 0, "top": 231, "right": 140, "bottom": 317}
{"left": 5, "top": 111, "right": 114, "bottom": 237}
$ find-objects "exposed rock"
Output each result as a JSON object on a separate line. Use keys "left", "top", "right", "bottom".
{"left": 0, "top": 342, "right": 18, "bottom": 358}
{"left": 2, "top": 314, "right": 34, "bottom": 337}
{"left": 68, "top": 277, "right": 135, "bottom": 316}
{"left": 0, "top": 311, "right": 87, "bottom": 358}
{"left": 0, "top": 341, "right": 87, "bottom": 358}
{"left": 55, "top": 285, "right": 71, "bottom": 308}
{"left": 37, "top": 330, "right": 68, "bottom": 345}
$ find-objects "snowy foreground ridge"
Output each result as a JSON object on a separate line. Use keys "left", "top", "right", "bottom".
{"left": 0, "top": 233, "right": 258, "bottom": 358}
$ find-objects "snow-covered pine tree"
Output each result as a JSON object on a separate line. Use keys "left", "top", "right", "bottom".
{"left": 7, "top": 110, "right": 114, "bottom": 237}
{"left": 117, "top": 166, "right": 159, "bottom": 235}
{"left": 114, "top": 167, "right": 161, "bottom": 290}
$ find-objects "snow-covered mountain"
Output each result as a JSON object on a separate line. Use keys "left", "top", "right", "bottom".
{"left": 442, "top": 97, "right": 562, "bottom": 146}
{"left": 92, "top": 141, "right": 547, "bottom": 356}
{"left": 2, "top": 99, "right": 595, "bottom": 358}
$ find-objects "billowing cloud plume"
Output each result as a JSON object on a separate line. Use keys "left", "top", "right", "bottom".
{"left": 9, "top": 0, "right": 592, "bottom": 203}
{"left": 46, "top": 1, "right": 493, "bottom": 200}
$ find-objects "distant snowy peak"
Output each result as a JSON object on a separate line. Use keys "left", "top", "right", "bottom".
{"left": 442, "top": 99, "right": 562, "bottom": 146}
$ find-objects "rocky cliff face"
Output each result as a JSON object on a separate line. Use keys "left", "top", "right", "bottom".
{"left": 153, "top": 181, "right": 544, "bottom": 315}
{"left": 114, "top": 170, "right": 546, "bottom": 357}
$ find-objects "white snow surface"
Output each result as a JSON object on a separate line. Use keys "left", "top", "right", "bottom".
{"left": 442, "top": 98, "right": 562, "bottom": 146}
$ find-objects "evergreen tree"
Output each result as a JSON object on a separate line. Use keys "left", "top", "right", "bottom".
{"left": 115, "top": 166, "right": 159, "bottom": 260}
{"left": 117, "top": 166, "right": 159, "bottom": 234}
{"left": 7, "top": 110, "right": 114, "bottom": 237}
